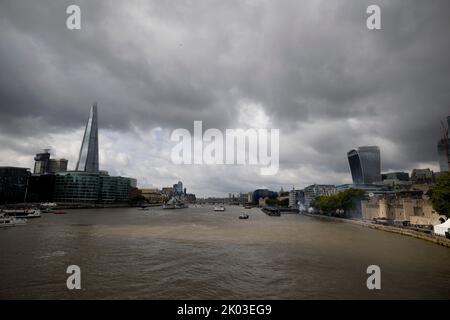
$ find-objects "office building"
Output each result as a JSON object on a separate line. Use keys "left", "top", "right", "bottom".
{"left": 252, "top": 189, "right": 278, "bottom": 205}
{"left": 304, "top": 184, "right": 336, "bottom": 207}
{"left": 289, "top": 188, "right": 305, "bottom": 208}
{"left": 411, "top": 168, "right": 435, "bottom": 184}
{"left": 53, "top": 172, "right": 100, "bottom": 203}
{"left": 26, "top": 174, "right": 56, "bottom": 202}
{"left": 47, "top": 159, "right": 68, "bottom": 173}
{"left": 51, "top": 103, "right": 136, "bottom": 203}
{"left": 381, "top": 171, "right": 411, "bottom": 189}
{"left": 53, "top": 171, "right": 135, "bottom": 203}
{"left": 381, "top": 172, "right": 409, "bottom": 181}
{"left": 161, "top": 187, "right": 174, "bottom": 198}
{"left": 173, "top": 181, "right": 183, "bottom": 195}
{"left": 0, "top": 167, "right": 31, "bottom": 204}
{"left": 76, "top": 103, "right": 99, "bottom": 173}
{"left": 336, "top": 183, "right": 385, "bottom": 194}
{"left": 100, "top": 175, "right": 133, "bottom": 203}
{"left": 33, "top": 150, "right": 50, "bottom": 174}
{"left": 33, "top": 149, "right": 68, "bottom": 174}
{"left": 347, "top": 146, "right": 381, "bottom": 184}
{"left": 247, "top": 192, "right": 253, "bottom": 204}
{"left": 437, "top": 116, "right": 450, "bottom": 172}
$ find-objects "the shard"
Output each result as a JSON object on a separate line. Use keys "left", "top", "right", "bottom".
{"left": 76, "top": 103, "right": 99, "bottom": 173}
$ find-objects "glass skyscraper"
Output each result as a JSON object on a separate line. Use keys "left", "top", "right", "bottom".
{"left": 76, "top": 103, "right": 99, "bottom": 173}
{"left": 0, "top": 167, "right": 30, "bottom": 204}
{"left": 437, "top": 116, "right": 450, "bottom": 172}
{"left": 51, "top": 103, "right": 136, "bottom": 204}
{"left": 347, "top": 146, "right": 381, "bottom": 184}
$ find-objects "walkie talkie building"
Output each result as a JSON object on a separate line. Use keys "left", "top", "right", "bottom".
{"left": 76, "top": 103, "right": 99, "bottom": 173}
{"left": 347, "top": 146, "right": 381, "bottom": 184}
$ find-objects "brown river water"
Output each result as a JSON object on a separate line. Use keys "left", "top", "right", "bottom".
{"left": 0, "top": 206, "right": 449, "bottom": 299}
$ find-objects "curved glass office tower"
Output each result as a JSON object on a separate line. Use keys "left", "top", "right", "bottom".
{"left": 347, "top": 146, "right": 381, "bottom": 184}
{"left": 75, "top": 103, "right": 99, "bottom": 173}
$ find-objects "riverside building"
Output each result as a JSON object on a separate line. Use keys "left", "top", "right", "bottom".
{"left": 53, "top": 171, "right": 134, "bottom": 204}
{"left": 49, "top": 103, "right": 136, "bottom": 204}
{"left": 437, "top": 116, "right": 450, "bottom": 172}
{"left": 33, "top": 149, "right": 68, "bottom": 174}
{"left": 304, "top": 184, "right": 336, "bottom": 207}
{"left": 347, "top": 146, "right": 381, "bottom": 184}
{"left": 289, "top": 188, "right": 305, "bottom": 209}
{"left": 0, "top": 167, "right": 31, "bottom": 204}
{"left": 361, "top": 191, "right": 446, "bottom": 226}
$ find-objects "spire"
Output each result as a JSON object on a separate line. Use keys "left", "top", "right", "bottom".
{"left": 76, "top": 102, "right": 99, "bottom": 173}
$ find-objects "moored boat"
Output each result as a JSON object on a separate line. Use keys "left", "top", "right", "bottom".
{"left": 163, "top": 197, "right": 188, "bottom": 209}
{"left": 261, "top": 207, "right": 281, "bottom": 216}
{"left": 0, "top": 213, "right": 27, "bottom": 227}
{"left": 214, "top": 206, "right": 226, "bottom": 212}
{"left": 162, "top": 203, "right": 188, "bottom": 209}
{"left": 2, "top": 207, "right": 41, "bottom": 219}
{"left": 40, "top": 202, "right": 57, "bottom": 208}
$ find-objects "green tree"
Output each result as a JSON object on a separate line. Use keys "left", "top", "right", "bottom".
{"left": 310, "top": 189, "right": 366, "bottom": 214}
{"left": 129, "top": 195, "right": 147, "bottom": 206}
{"left": 338, "top": 188, "right": 366, "bottom": 211}
{"left": 265, "top": 198, "right": 278, "bottom": 206}
{"left": 428, "top": 172, "right": 450, "bottom": 218}
{"left": 279, "top": 198, "right": 289, "bottom": 207}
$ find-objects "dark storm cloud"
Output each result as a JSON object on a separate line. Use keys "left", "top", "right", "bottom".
{"left": 0, "top": 0, "right": 449, "bottom": 193}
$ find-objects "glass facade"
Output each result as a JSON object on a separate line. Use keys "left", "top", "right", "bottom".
{"left": 33, "top": 151, "right": 50, "bottom": 174}
{"left": 347, "top": 150, "right": 363, "bottom": 184}
{"left": 347, "top": 146, "right": 381, "bottom": 184}
{"left": 76, "top": 103, "right": 99, "bottom": 173}
{"left": 437, "top": 116, "right": 450, "bottom": 172}
{"left": 27, "top": 174, "right": 56, "bottom": 202}
{"left": 54, "top": 172, "right": 100, "bottom": 203}
{"left": 252, "top": 189, "right": 278, "bottom": 205}
{"left": 437, "top": 140, "right": 449, "bottom": 172}
{"left": 47, "top": 159, "right": 68, "bottom": 173}
{"left": 0, "top": 167, "right": 31, "bottom": 204}
{"left": 54, "top": 171, "right": 133, "bottom": 203}
{"left": 99, "top": 175, "right": 132, "bottom": 203}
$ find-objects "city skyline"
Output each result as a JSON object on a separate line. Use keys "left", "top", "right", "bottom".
{"left": 0, "top": 1, "right": 449, "bottom": 197}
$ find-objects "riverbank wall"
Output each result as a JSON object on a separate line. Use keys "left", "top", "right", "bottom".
{"left": 301, "top": 212, "right": 450, "bottom": 248}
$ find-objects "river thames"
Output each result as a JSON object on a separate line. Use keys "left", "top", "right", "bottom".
{"left": 1, "top": 206, "right": 449, "bottom": 299}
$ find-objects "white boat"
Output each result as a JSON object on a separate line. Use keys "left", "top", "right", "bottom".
{"left": 239, "top": 213, "right": 249, "bottom": 219}
{"left": 2, "top": 208, "right": 41, "bottom": 219}
{"left": 0, "top": 213, "right": 27, "bottom": 228}
{"left": 214, "top": 206, "right": 226, "bottom": 212}
{"left": 25, "top": 209, "right": 41, "bottom": 218}
{"left": 162, "top": 197, "right": 188, "bottom": 209}
{"left": 163, "top": 203, "right": 188, "bottom": 209}
{"left": 40, "top": 202, "right": 57, "bottom": 208}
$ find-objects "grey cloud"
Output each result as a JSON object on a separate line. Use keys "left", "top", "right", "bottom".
{"left": 0, "top": 0, "right": 449, "bottom": 195}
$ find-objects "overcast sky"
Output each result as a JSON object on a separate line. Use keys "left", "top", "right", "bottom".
{"left": 0, "top": 0, "right": 449, "bottom": 196}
